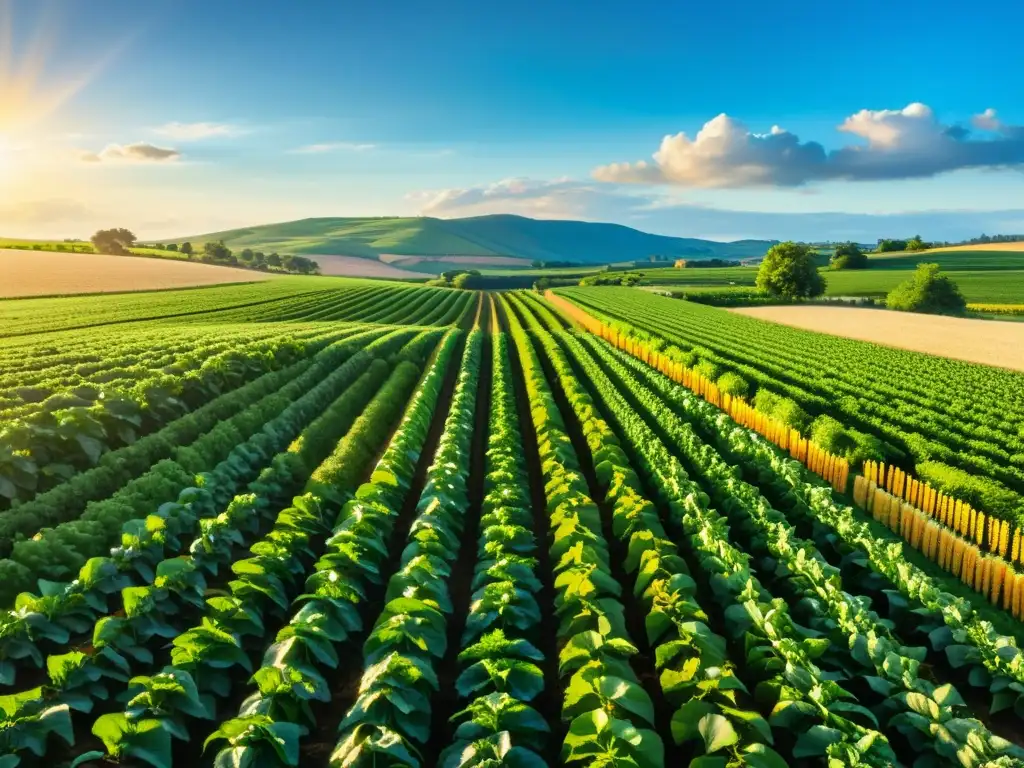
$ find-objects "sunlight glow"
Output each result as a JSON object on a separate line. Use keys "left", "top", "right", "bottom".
{"left": 0, "top": 1, "right": 121, "bottom": 162}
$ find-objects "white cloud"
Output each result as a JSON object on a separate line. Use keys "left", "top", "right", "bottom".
{"left": 289, "top": 142, "right": 376, "bottom": 154}
{"left": 81, "top": 142, "right": 181, "bottom": 163}
{"left": 593, "top": 103, "right": 1024, "bottom": 188}
{"left": 152, "top": 122, "right": 244, "bottom": 141}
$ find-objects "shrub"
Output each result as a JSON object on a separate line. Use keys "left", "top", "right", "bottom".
{"left": 810, "top": 415, "right": 857, "bottom": 458}
{"left": 753, "top": 389, "right": 810, "bottom": 431}
{"left": 694, "top": 360, "right": 720, "bottom": 381}
{"left": 716, "top": 372, "right": 750, "bottom": 397}
{"left": 773, "top": 398, "right": 812, "bottom": 432}
{"left": 753, "top": 388, "right": 781, "bottom": 414}
{"left": 885, "top": 263, "right": 966, "bottom": 315}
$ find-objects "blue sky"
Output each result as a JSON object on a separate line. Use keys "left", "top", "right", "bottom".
{"left": 3, "top": 0, "right": 1024, "bottom": 241}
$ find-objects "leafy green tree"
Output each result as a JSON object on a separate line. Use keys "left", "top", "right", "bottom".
{"left": 90, "top": 228, "right": 137, "bottom": 255}
{"left": 201, "top": 240, "right": 233, "bottom": 263}
{"left": 288, "top": 255, "right": 319, "bottom": 274}
{"left": 266, "top": 252, "right": 282, "bottom": 267}
{"left": 166, "top": 243, "right": 178, "bottom": 252}
{"left": 906, "top": 234, "right": 928, "bottom": 251}
{"left": 830, "top": 242, "right": 869, "bottom": 270}
{"left": 180, "top": 241, "right": 193, "bottom": 256}
{"left": 240, "top": 248, "right": 254, "bottom": 263}
{"left": 877, "top": 238, "right": 907, "bottom": 252}
{"left": 885, "top": 263, "right": 966, "bottom": 314}
{"left": 755, "top": 242, "right": 826, "bottom": 299}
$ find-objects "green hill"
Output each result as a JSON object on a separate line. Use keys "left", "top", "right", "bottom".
{"left": 163, "top": 214, "right": 777, "bottom": 266}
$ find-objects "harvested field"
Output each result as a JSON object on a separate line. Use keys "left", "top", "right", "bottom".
{"left": 923, "top": 241, "right": 1024, "bottom": 253}
{"left": 308, "top": 254, "right": 416, "bottom": 278}
{"left": 379, "top": 253, "right": 532, "bottom": 267}
{"left": 0, "top": 249, "right": 275, "bottom": 297}
{"left": 732, "top": 304, "right": 1024, "bottom": 371}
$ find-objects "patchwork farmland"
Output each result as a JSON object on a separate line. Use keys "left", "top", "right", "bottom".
{"left": 1, "top": 278, "right": 1022, "bottom": 768}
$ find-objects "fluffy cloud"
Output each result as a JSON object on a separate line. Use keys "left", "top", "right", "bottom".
{"left": 81, "top": 142, "right": 181, "bottom": 163}
{"left": 409, "top": 176, "right": 1024, "bottom": 242}
{"left": 593, "top": 103, "right": 1024, "bottom": 188}
{"left": 152, "top": 122, "right": 243, "bottom": 141}
{"left": 289, "top": 142, "right": 376, "bottom": 154}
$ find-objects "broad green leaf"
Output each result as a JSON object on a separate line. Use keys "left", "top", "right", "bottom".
{"left": 698, "top": 713, "right": 739, "bottom": 754}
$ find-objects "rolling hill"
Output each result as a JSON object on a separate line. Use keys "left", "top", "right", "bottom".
{"left": 163, "top": 215, "right": 777, "bottom": 268}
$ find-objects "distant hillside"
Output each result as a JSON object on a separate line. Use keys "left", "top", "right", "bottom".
{"left": 163, "top": 215, "right": 777, "bottom": 267}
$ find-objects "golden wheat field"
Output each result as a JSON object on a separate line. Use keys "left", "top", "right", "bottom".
{"left": 923, "top": 241, "right": 1024, "bottom": 253}
{"left": 732, "top": 305, "right": 1024, "bottom": 371}
{"left": 0, "top": 249, "right": 276, "bottom": 297}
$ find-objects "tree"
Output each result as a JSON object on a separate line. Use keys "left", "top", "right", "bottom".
{"left": 877, "top": 238, "right": 908, "bottom": 253}
{"left": 906, "top": 234, "right": 928, "bottom": 251}
{"left": 202, "top": 240, "right": 232, "bottom": 264}
{"left": 293, "top": 256, "right": 318, "bottom": 274}
{"left": 266, "top": 252, "right": 282, "bottom": 267}
{"left": 166, "top": 243, "right": 178, "bottom": 252}
{"left": 885, "top": 263, "right": 966, "bottom": 315}
{"left": 830, "top": 242, "right": 869, "bottom": 270}
{"left": 180, "top": 242, "right": 194, "bottom": 257}
{"left": 91, "top": 228, "right": 137, "bottom": 255}
{"left": 240, "top": 248, "right": 254, "bottom": 263}
{"left": 755, "top": 241, "right": 826, "bottom": 299}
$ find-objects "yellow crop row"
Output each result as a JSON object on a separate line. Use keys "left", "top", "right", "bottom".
{"left": 967, "top": 303, "right": 1024, "bottom": 316}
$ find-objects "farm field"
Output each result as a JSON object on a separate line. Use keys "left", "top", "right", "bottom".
{"left": 641, "top": 265, "right": 1024, "bottom": 303}
{"left": 0, "top": 249, "right": 276, "bottom": 297}
{"left": 306, "top": 254, "right": 419, "bottom": 278}
{"left": 1, "top": 278, "right": 1023, "bottom": 768}
{"left": 921, "top": 241, "right": 1024, "bottom": 253}
{"left": 733, "top": 305, "right": 1024, "bottom": 371}
{"left": 556, "top": 285, "right": 1024, "bottom": 520}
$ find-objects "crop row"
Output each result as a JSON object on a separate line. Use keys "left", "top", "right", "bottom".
{"left": 0, "top": 327, "right": 424, "bottom": 701}
{"left": 506, "top": 294, "right": 855, "bottom": 766}
{"left": 0, "top": 323, "right": 324, "bottom": 418}
{"left": 593, "top": 336, "right": 1024, "bottom": 735}
{"left": 0, "top": 280, "right": 341, "bottom": 338}
{"left": 507, "top": 292, "right": 1024, "bottom": 766}
{"left": 0, "top": 326, "right": 367, "bottom": 510}
{"left": 558, "top": 321, "right": 1023, "bottom": 766}
{"left": 0, "top": 328, "right": 437, "bottom": 602}
{"left": 556, "top": 287, "right": 1024, "bottom": 512}
{"left": 206, "top": 283, "right": 476, "bottom": 328}
{"left": 25, "top": 333, "right": 459, "bottom": 767}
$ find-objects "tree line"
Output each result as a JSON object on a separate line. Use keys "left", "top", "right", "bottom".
{"left": 90, "top": 229, "right": 320, "bottom": 275}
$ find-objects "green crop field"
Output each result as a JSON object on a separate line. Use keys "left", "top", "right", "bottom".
{"left": 1, "top": 278, "right": 1023, "bottom": 768}
{"left": 635, "top": 252, "right": 1024, "bottom": 304}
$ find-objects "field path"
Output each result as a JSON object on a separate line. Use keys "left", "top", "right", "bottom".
{"left": 0, "top": 249, "right": 276, "bottom": 297}
{"left": 732, "top": 305, "right": 1024, "bottom": 371}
